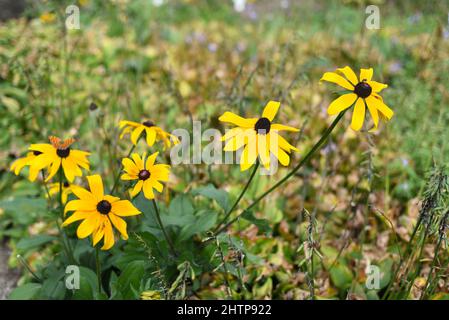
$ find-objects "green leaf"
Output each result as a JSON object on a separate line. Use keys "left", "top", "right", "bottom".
{"left": 241, "top": 210, "right": 272, "bottom": 235}
{"left": 16, "top": 235, "right": 57, "bottom": 252}
{"left": 8, "top": 283, "right": 42, "bottom": 300}
{"left": 192, "top": 184, "right": 229, "bottom": 212}
{"left": 116, "top": 260, "right": 145, "bottom": 299}
{"left": 163, "top": 195, "right": 195, "bottom": 227}
{"left": 329, "top": 263, "right": 353, "bottom": 290}
{"left": 0, "top": 197, "right": 47, "bottom": 224}
{"left": 179, "top": 210, "right": 218, "bottom": 241}
{"left": 72, "top": 267, "right": 98, "bottom": 300}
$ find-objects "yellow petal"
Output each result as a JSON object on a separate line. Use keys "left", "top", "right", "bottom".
{"left": 221, "top": 127, "right": 245, "bottom": 141}
{"left": 219, "top": 111, "right": 257, "bottom": 128}
{"left": 64, "top": 199, "right": 96, "bottom": 214}
{"left": 327, "top": 93, "right": 358, "bottom": 115}
{"left": 367, "top": 80, "right": 388, "bottom": 93}
{"left": 145, "top": 152, "right": 159, "bottom": 168}
{"left": 142, "top": 180, "right": 155, "bottom": 199}
{"left": 71, "top": 185, "right": 96, "bottom": 202}
{"left": 122, "top": 158, "right": 139, "bottom": 175}
{"left": 130, "top": 180, "right": 143, "bottom": 198}
{"left": 240, "top": 137, "right": 257, "bottom": 171}
{"left": 29, "top": 143, "right": 55, "bottom": 154}
{"left": 336, "top": 66, "right": 358, "bottom": 85}
{"left": 87, "top": 175, "right": 104, "bottom": 201}
{"left": 92, "top": 221, "right": 105, "bottom": 246}
{"left": 272, "top": 147, "right": 290, "bottom": 166}
{"left": 359, "top": 68, "right": 373, "bottom": 82}
{"left": 257, "top": 134, "right": 270, "bottom": 169}
{"left": 108, "top": 213, "right": 128, "bottom": 240}
{"left": 131, "top": 153, "right": 144, "bottom": 171}
{"left": 77, "top": 215, "right": 99, "bottom": 239}
{"left": 145, "top": 128, "right": 157, "bottom": 147}
{"left": 111, "top": 200, "right": 141, "bottom": 217}
{"left": 121, "top": 173, "right": 138, "bottom": 181}
{"left": 371, "top": 95, "right": 394, "bottom": 120}
{"left": 261, "top": 100, "right": 280, "bottom": 121}
{"left": 320, "top": 72, "right": 354, "bottom": 91}
{"left": 351, "top": 98, "right": 366, "bottom": 131}
{"left": 131, "top": 126, "right": 145, "bottom": 145}
{"left": 62, "top": 158, "right": 77, "bottom": 183}
{"left": 272, "top": 132, "right": 298, "bottom": 152}
{"left": 44, "top": 160, "right": 61, "bottom": 182}
{"left": 62, "top": 211, "right": 91, "bottom": 227}
{"left": 365, "top": 96, "right": 379, "bottom": 130}
{"left": 101, "top": 218, "right": 115, "bottom": 250}
{"left": 270, "top": 123, "right": 299, "bottom": 132}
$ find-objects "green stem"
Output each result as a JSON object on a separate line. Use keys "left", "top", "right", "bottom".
{"left": 382, "top": 215, "right": 423, "bottom": 299}
{"left": 110, "top": 143, "right": 137, "bottom": 195}
{"left": 95, "top": 246, "right": 102, "bottom": 296}
{"left": 151, "top": 199, "right": 177, "bottom": 256}
{"left": 420, "top": 236, "right": 443, "bottom": 300}
{"left": 214, "top": 161, "right": 259, "bottom": 233}
{"left": 57, "top": 168, "right": 75, "bottom": 264}
{"left": 215, "top": 111, "right": 346, "bottom": 235}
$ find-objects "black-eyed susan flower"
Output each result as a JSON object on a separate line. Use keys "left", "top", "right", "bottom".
{"left": 219, "top": 101, "right": 299, "bottom": 171}
{"left": 47, "top": 181, "right": 78, "bottom": 204}
{"left": 63, "top": 175, "right": 141, "bottom": 250}
{"left": 10, "top": 151, "right": 43, "bottom": 180}
{"left": 119, "top": 120, "right": 178, "bottom": 149}
{"left": 27, "top": 136, "right": 90, "bottom": 183}
{"left": 121, "top": 152, "right": 170, "bottom": 199}
{"left": 320, "top": 66, "right": 394, "bottom": 131}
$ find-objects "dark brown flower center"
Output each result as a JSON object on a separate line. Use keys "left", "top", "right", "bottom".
{"left": 142, "top": 120, "right": 155, "bottom": 128}
{"left": 56, "top": 148, "right": 70, "bottom": 158}
{"left": 96, "top": 200, "right": 111, "bottom": 215}
{"left": 63, "top": 182, "right": 70, "bottom": 187}
{"left": 33, "top": 151, "right": 42, "bottom": 156}
{"left": 354, "top": 81, "right": 372, "bottom": 98}
{"left": 138, "top": 169, "right": 151, "bottom": 180}
{"left": 254, "top": 117, "right": 271, "bottom": 134}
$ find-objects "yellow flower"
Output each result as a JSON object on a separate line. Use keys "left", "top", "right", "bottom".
{"left": 219, "top": 101, "right": 299, "bottom": 171}
{"left": 40, "top": 12, "right": 56, "bottom": 23}
{"left": 121, "top": 152, "right": 170, "bottom": 199}
{"left": 63, "top": 175, "right": 141, "bottom": 250}
{"left": 27, "top": 136, "right": 90, "bottom": 183}
{"left": 47, "top": 182, "right": 79, "bottom": 204}
{"left": 320, "top": 66, "right": 394, "bottom": 131}
{"left": 119, "top": 120, "right": 178, "bottom": 149}
{"left": 10, "top": 151, "right": 41, "bottom": 180}
{"left": 140, "top": 290, "right": 161, "bottom": 300}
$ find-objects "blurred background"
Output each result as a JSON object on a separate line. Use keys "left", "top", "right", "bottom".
{"left": 1, "top": 0, "right": 449, "bottom": 299}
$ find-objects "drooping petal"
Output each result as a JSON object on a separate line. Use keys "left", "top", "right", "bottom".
{"left": 101, "top": 218, "right": 115, "bottom": 250}
{"left": 92, "top": 220, "right": 105, "bottom": 246}
{"left": 111, "top": 200, "right": 141, "bottom": 217}
{"left": 365, "top": 96, "right": 379, "bottom": 130}
{"left": 327, "top": 93, "right": 358, "bottom": 115}
{"left": 320, "top": 72, "right": 355, "bottom": 91}
{"left": 240, "top": 137, "right": 258, "bottom": 171}
{"left": 336, "top": 66, "right": 358, "bottom": 85}
{"left": 371, "top": 95, "right": 394, "bottom": 120}
{"left": 29, "top": 143, "right": 55, "bottom": 154}
{"left": 145, "top": 128, "right": 157, "bottom": 147}
{"left": 219, "top": 111, "right": 257, "bottom": 128}
{"left": 221, "top": 127, "right": 245, "bottom": 141}
{"left": 131, "top": 126, "right": 145, "bottom": 145}
{"left": 351, "top": 98, "right": 366, "bottom": 131}
{"left": 77, "top": 215, "right": 100, "bottom": 239}
{"left": 257, "top": 134, "right": 271, "bottom": 169}
{"left": 142, "top": 180, "right": 155, "bottom": 199}
{"left": 261, "top": 101, "right": 280, "bottom": 121}
{"left": 271, "top": 147, "right": 290, "bottom": 166}
{"left": 359, "top": 68, "right": 373, "bottom": 82}
{"left": 87, "top": 175, "right": 104, "bottom": 201}
{"left": 62, "top": 157, "right": 78, "bottom": 183}
{"left": 130, "top": 180, "right": 143, "bottom": 198}
{"left": 108, "top": 213, "right": 128, "bottom": 240}
{"left": 271, "top": 132, "right": 298, "bottom": 152}
{"left": 44, "top": 160, "right": 61, "bottom": 182}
